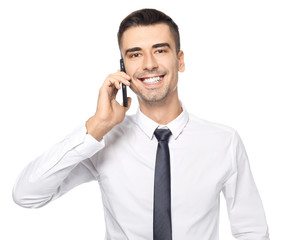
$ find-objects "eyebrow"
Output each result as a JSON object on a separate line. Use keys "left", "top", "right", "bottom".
{"left": 152, "top": 43, "right": 171, "bottom": 49}
{"left": 125, "top": 47, "right": 142, "bottom": 56}
{"left": 124, "top": 43, "right": 171, "bottom": 56}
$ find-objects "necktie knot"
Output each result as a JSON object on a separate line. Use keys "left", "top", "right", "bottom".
{"left": 154, "top": 128, "right": 172, "bottom": 142}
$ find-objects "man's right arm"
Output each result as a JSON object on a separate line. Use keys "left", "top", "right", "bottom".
{"left": 13, "top": 71, "right": 131, "bottom": 208}
{"left": 12, "top": 125, "right": 104, "bottom": 208}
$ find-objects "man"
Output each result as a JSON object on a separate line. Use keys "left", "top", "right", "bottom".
{"left": 13, "top": 8, "right": 269, "bottom": 240}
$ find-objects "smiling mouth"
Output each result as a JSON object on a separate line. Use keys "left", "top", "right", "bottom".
{"left": 138, "top": 75, "right": 165, "bottom": 85}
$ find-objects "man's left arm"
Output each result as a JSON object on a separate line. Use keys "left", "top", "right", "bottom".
{"left": 222, "top": 131, "right": 270, "bottom": 240}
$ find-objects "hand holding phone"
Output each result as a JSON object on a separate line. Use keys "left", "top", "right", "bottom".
{"left": 86, "top": 64, "right": 131, "bottom": 140}
{"left": 120, "top": 58, "right": 128, "bottom": 107}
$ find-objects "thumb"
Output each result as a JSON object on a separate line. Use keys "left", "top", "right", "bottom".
{"left": 124, "top": 97, "right": 132, "bottom": 112}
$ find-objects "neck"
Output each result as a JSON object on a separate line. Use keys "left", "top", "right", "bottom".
{"left": 138, "top": 93, "right": 182, "bottom": 125}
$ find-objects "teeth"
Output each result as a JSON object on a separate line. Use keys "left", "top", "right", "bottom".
{"left": 143, "top": 76, "right": 163, "bottom": 84}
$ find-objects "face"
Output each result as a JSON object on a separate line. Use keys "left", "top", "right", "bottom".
{"left": 120, "top": 23, "right": 185, "bottom": 106}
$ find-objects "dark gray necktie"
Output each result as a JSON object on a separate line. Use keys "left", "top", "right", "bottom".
{"left": 153, "top": 128, "right": 172, "bottom": 240}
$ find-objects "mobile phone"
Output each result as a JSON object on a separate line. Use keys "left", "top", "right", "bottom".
{"left": 120, "top": 58, "right": 128, "bottom": 107}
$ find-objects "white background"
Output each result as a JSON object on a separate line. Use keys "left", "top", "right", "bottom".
{"left": 0, "top": 0, "right": 285, "bottom": 239}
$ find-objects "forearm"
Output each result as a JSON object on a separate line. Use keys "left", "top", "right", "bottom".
{"left": 13, "top": 125, "right": 104, "bottom": 208}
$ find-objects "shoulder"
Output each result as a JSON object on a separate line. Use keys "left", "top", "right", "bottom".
{"left": 189, "top": 113, "right": 235, "bottom": 133}
{"left": 186, "top": 113, "right": 237, "bottom": 141}
{"left": 118, "top": 114, "right": 137, "bottom": 131}
{"left": 104, "top": 114, "right": 138, "bottom": 140}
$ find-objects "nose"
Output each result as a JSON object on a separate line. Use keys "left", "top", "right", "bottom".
{"left": 142, "top": 53, "right": 158, "bottom": 71}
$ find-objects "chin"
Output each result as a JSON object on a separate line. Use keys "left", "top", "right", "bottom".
{"left": 139, "top": 91, "right": 170, "bottom": 106}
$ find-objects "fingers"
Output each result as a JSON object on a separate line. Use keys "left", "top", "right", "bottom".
{"left": 104, "top": 71, "right": 131, "bottom": 90}
{"left": 98, "top": 71, "right": 131, "bottom": 109}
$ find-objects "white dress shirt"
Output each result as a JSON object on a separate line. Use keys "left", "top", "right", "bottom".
{"left": 13, "top": 105, "right": 269, "bottom": 240}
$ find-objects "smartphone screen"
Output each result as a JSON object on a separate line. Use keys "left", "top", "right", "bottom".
{"left": 120, "top": 58, "right": 128, "bottom": 107}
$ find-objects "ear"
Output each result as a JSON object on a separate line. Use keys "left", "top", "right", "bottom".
{"left": 178, "top": 50, "right": 185, "bottom": 72}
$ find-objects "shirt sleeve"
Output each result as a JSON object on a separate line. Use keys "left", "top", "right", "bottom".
{"left": 222, "top": 131, "right": 270, "bottom": 240}
{"left": 12, "top": 124, "right": 105, "bottom": 208}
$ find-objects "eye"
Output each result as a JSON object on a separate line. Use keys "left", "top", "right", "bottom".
{"left": 156, "top": 49, "right": 166, "bottom": 53}
{"left": 155, "top": 49, "right": 167, "bottom": 54}
{"left": 130, "top": 53, "right": 141, "bottom": 58}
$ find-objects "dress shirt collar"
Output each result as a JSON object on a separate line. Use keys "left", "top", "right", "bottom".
{"left": 135, "top": 102, "right": 189, "bottom": 140}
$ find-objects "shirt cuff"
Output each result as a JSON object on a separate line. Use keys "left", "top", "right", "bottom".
{"left": 68, "top": 124, "right": 105, "bottom": 159}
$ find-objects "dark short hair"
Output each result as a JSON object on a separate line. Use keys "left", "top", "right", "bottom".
{"left": 118, "top": 8, "right": 180, "bottom": 54}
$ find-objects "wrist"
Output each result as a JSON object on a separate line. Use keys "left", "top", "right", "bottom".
{"left": 86, "top": 115, "right": 114, "bottom": 141}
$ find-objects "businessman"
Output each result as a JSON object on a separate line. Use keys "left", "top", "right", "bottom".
{"left": 13, "top": 8, "right": 269, "bottom": 240}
